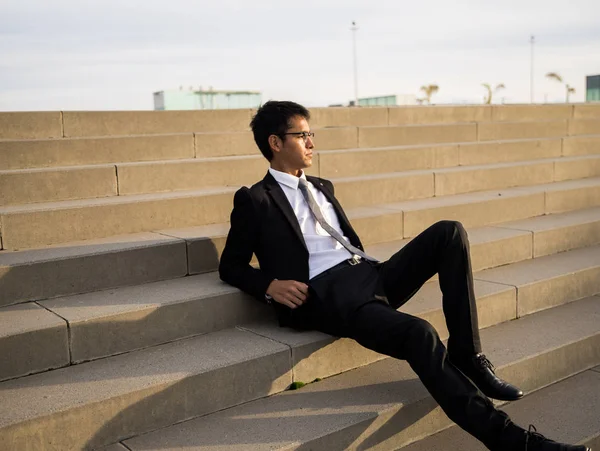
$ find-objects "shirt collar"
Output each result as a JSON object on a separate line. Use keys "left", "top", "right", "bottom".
{"left": 268, "top": 167, "right": 307, "bottom": 191}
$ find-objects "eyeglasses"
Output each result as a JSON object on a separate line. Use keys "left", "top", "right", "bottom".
{"left": 281, "top": 131, "right": 315, "bottom": 142}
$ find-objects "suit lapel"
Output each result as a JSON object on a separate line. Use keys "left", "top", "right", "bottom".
{"left": 264, "top": 172, "right": 308, "bottom": 252}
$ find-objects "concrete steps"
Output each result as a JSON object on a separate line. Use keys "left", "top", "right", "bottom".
{"left": 2, "top": 104, "right": 600, "bottom": 451}
{"left": 2, "top": 237, "right": 599, "bottom": 399}
{"left": 1, "top": 122, "right": 598, "bottom": 172}
{"left": 4, "top": 104, "right": 597, "bottom": 141}
{"left": 401, "top": 368, "right": 600, "bottom": 450}
{"left": 0, "top": 134, "right": 195, "bottom": 170}
{"left": 0, "top": 186, "right": 238, "bottom": 250}
{"left": 2, "top": 167, "right": 600, "bottom": 249}
{"left": 1, "top": 274, "right": 598, "bottom": 448}
{"left": 3, "top": 145, "right": 600, "bottom": 207}
{"left": 2, "top": 201, "right": 599, "bottom": 309}
{"left": 102, "top": 296, "right": 598, "bottom": 451}
{"left": 0, "top": 327, "right": 293, "bottom": 451}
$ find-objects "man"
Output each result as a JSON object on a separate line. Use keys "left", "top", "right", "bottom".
{"left": 219, "top": 100, "right": 590, "bottom": 451}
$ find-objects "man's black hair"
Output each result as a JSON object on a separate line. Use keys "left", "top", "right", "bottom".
{"left": 250, "top": 100, "right": 310, "bottom": 161}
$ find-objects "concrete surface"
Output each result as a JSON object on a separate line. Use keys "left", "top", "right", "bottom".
{"left": 392, "top": 189, "right": 546, "bottom": 237}
{"left": 40, "top": 273, "right": 271, "bottom": 362}
{"left": 0, "top": 134, "right": 195, "bottom": 170}
{"left": 0, "top": 232, "right": 187, "bottom": 306}
{"left": 499, "top": 206, "right": 600, "bottom": 257}
{"left": 0, "top": 186, "right": 237, "bottom": 249}
{"left": 562, "top": 135, "right": 600, "bottom": 156}
{"left": 402, "top": 369, "right": 600, "bottom": 450}
{"left": 574, "top": 104, "right": 600, "bottom": 119}
{"left": 568, "top": 119, "right": 600, "bottom": 136}
{"left": 458, "top": 138, "right": 562, "bottom": 166}
{"left": 0, "top": 164, "right": 118, "bottom": 206}
{"left": 433, "top": 160, "right": 554, "bottom": 196}
{"left": 0, "top": 328, "right": 292, "bottom": 450}
{"left": 0, "top": 302, "right": 68, "bottom": 381}
{"left": 116, "top": 156, "right": 268, "bottom": 195}
{"left": 121, "top": 296, "right": 600, "bottom": 451}
{"left": 157, "top": 223, "right": 231, "bottom": 275}
{"left": 476, "top": 245, "right": 600, "bottom": 316}
{"left": 334, "top": 171, "right": 434, "bottom": 209}
{"left": 0, "top": 112, "right": 62, "bottom": 139}
{"left": 387, "top": 105, "right": 490, "bottom": 125}
{"left": 543, "top": 177, "right": 600, "bottom": 213}
{"left": 310, "top": 107, "right": 389, "bottom": 128}
{"left": 491, "top": 104, "right": 573, "bottom": 122}
{"left": 62, "top": 110, "right": 253, "bottom": 137}
{"left": 554, "top": 154, "right": 600, "bottom": 181}
{"left": 358, "top": 123, "right": 477, "bottom": 148}
{"left": 478, "top": 120, "right": 568, "bottom": 141}
{"left": 318, "top": 144, "right": 458, "bottom": 178}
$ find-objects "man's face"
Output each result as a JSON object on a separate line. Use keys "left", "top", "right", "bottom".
{"left": 272, "top": 115, "right": 314, "bottom": 172}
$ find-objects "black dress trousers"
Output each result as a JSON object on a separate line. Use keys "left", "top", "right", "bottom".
{"left": 300, "top": 221, "right": 514, "bottom": 449}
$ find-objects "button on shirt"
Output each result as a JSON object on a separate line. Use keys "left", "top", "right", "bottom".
{"left": 268, "top": 168, "right": 353, "bottom": 279}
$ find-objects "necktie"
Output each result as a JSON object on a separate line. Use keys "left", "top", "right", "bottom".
{"left": 297, "top": 178, "right": 377, "bottom": 262}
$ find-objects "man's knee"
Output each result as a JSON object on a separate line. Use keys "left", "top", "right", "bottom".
{"left": 433, "top": 220, "right": 465, "bottom": 234}
{"left": 432, "top": 220, "right": 468, "bottom": 245}
{"left": 406, "top": 317, "right": 440, "bottom": 345}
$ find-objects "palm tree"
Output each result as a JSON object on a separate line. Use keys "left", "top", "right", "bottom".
{"left": 420, "top": 84, "right": 439, "bottom": 104}
{"left": 546, "top": 72, "right": 576, "bottom": 102}
{"left": 482, "top": 83, "right": 506, "bottom": 104}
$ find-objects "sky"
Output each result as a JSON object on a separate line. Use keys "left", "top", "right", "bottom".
{"left": 1, "top": 0, "right": 599, "bottom": 111}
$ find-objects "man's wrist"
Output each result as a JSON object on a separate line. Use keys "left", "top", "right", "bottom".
{"left": 265, "top": 279, "right": 277, "bottom": 304}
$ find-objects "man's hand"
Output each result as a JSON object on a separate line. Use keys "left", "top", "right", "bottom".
{"left": 266, "top": 280, "right": 309, "bottom": 309}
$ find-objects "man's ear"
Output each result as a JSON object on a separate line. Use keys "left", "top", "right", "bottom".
{"left": 268, "top": 134, "right": 282, "bottom": 155}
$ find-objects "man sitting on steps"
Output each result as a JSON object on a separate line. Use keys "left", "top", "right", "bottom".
{"left": 218, "top": 100, "right": 591, "bottom": 451}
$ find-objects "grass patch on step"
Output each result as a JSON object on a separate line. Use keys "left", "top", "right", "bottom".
{"left": 288, "top": 378, "right": 322, "bottom": 391}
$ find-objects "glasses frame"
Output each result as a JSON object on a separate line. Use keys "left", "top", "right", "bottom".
{"left": 280, "top": 131, "right": 315, "bottom": 142}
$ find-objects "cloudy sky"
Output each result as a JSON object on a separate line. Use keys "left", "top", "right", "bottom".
{"left": 1, "top": 0, "right": 599, "bottom": 111}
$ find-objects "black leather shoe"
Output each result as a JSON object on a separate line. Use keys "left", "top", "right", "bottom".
{"left": 524, "top": 425, "right": 591, "bottom": 450}
{"left": 456, "top": 353, "right": 524, "bottom": 401}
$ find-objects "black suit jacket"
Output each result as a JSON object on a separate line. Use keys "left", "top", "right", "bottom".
{"left": 219, "top": 171, "right": 367, "bottom": 327}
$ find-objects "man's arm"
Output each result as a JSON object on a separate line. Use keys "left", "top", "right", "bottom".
{"left": 219, "top": 187, "right": 309, "bottom": 309}
{"left": 219, "top": 187, "right": 273, "bottom": 301}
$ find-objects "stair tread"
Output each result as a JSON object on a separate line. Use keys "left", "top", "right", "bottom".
{"left": 3, "top": 192, "right": 600, "bottom": 268}
{"left": 1, "top": 166, "right": 599, "bottom": 216}
{"left": 499, "top": 205, "right": 600, "bottom": 231}
{"left": 401, "top": 369, "right": 600, "bottom": 450}
{"left": 3, "top": 227, "right": 598, "bottom": 336}
{"left": 475, "top": 244, "right": 600, "bottom": 286}
{"left": 380, "top": 177, "right": 600, "bottom": 212}
{"left": 0, "top": 327, "right": 289, "bottom": 428}
{"left": 0, "top": 231, "right": 182, "bottom": 266}
{"left": 27, "top": 241, "right": 600, "bottom": 327}
{"left": 37, "top": 272, "right": 239, "bottom": 322}
{"left": 120, "top": 296, "right": 600, "bottom": 451}
{"left": 0, "top": 185, "right": 237, "bottom": 214}
{"left": 0, "top": 302, "right": 65, "bottom": 337}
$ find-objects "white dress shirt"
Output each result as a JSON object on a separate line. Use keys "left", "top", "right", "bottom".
{"left": 268, "top": 168, "right": 353, "bottom": 279}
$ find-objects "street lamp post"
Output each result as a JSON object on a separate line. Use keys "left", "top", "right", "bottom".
{"left": 530, "top": 35, "right": 535, "bottom": 103}
{"left": 351, "top": 21, "right": 359, "bottom": 106}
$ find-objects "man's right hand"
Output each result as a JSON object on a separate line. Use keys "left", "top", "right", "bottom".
{"left": 266, "top": 280, "right": 309, "bottom": 309}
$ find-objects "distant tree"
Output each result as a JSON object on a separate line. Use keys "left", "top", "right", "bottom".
{"left": 482, "top": 83, "right": 506, "bottom": 104}
{"left": 546, "top": 72, "right": 576, "bottom": 102}
{"left": 420, "top": 84, "right": 439, "bottom": 104}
